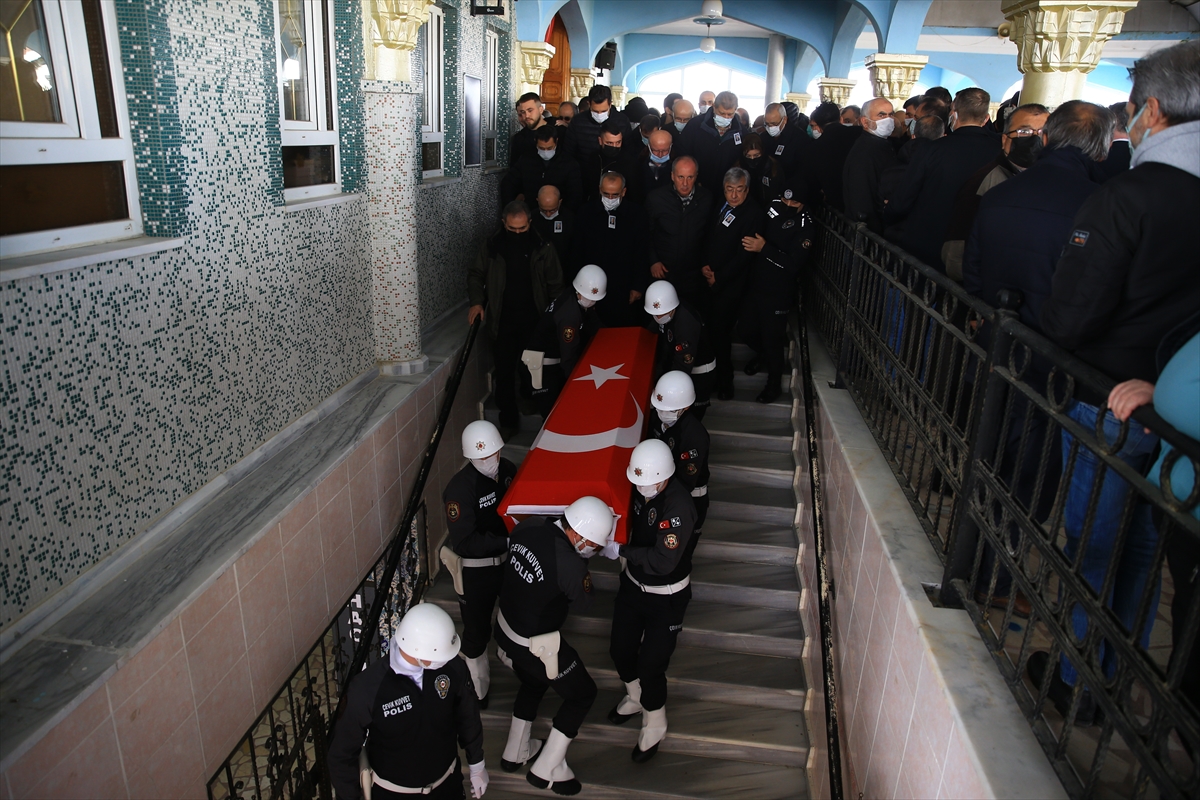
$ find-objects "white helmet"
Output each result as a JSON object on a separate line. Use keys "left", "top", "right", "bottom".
{"left": 652, "top": 371, "right": 696, "bottom": 411}
{"left": 462, "top": 419, "right": 504, "bottom": 459}
{"left": 644, "top": 281, "right": 679, "bottom": 315}
{"left": 395, "top": 603, "right": 460, "bottom": 662}
{"left": 564, "top": 496, "right": 615, "bottom": 546}
{"left": 573, "top": 264, "right": 608, "bottom": 301}
{"left": 626, "top": 439, "right": 676, "bottom": 486}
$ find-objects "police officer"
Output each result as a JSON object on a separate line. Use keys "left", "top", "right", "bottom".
{"left": 523, "top": 265, "right": 607, "bottom": 416}
{"left": 644, "top": 280, "right": 715, "bottom": 420}
{"left": 439, "top": 420, "right": 517, "bottom": 708}
{"left": 495, "top": 496, "right": 614, "bottom": 795}
{"left": 649, "top": 372, "right": 710, "bottom": 530}
{"left": 605, "top": 439, "right": 697, "bottom": 762}
{"left": 739, "top": 180, "right": 814, "bottom": 404}
{"left": 328, "top": 603, "right": 487, "bottom": 799}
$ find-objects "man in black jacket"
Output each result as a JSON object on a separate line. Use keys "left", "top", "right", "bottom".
{"left": 627, "top": 128, "right": 674, "bottom": 206}
{"left": 674, "top": 90, "right": 746, "bottom": 192}
{"left": 503, "top": 126, "right": 583, "bottom": 210}
{"left": 510, "top": 92, "right": 550, "bottom": 168}
{"left": 573, "top": 172, "right": 650, "bottom": 327}
{"left": 760, "top": 102, "right": 809, "bottom": 181}
{"left": 531, "top": 185, "right": 576, "bottom": 275}
{"left": 701, "top": 167, "right": 763, "bottom": 399}
{"left": 1032, "top": 39, "right": 1200, "bottom": 725}
{"left": 803, "top": 101, "right": 862, "bottom": 210}
{"left": 562, "top": 84, "right": 627, "bottom": 165}
{"left": 842, "top": 97, "right": 899, "bottom": 232}
{"left": 644, "top": 156, "right": 715, "bottom": 311}
{"left": 884, "top": 88, "right": 1000, "bottom": 271}
{"left": 580, "top": 118, "right": 638, "bottom": 205}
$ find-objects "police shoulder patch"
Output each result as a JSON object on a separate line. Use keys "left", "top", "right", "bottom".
{"left": 435, "top": 674, "right": 450, "bottom": 699}
{"left": 563, "top": 326, "right": 576, "bottom": 342}
{"left": 664, "top": 533, "right": 679, "bottom": 549}
{"left": 659, "top": 520, "right": 671, "bottom": 530}
{"left": 1070, "top": 229, "right": 1090, "bottom": 247}
{"left": 670, "top": 517, "right": 681, "bottom": 527}
{"left": 686, "top": 463, "right": 698, "bottom": 475}
{"left": 446, "top": 501, "right": 461, "bottom": 521}
{"left": 583, "top": 573, "right": 593, "bottom": 593}
{"left": 683, "top": 353, "right": 694, "bottom": 364}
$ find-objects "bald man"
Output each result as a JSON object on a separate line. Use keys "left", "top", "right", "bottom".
{"left": 842, "top": 97, "right": 898, "bottom": 232}
{"left": 669, "top": 99, "right": 695, "bottom": 142}
{"left": 628, "top": 128, "right": 675, "bottom": 204}
{"left": 531, "top": 184, "right": 577, "bottom": 274}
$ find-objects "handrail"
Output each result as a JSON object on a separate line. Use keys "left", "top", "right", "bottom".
{"left": 796, "top": 287, "right": 845, "bottom": 800}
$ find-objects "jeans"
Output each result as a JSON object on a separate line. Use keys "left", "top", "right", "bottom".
{"left": 1059, "top": 400, "right": 1161, "bottom": 686}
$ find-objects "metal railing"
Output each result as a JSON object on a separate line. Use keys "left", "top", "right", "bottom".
{"left": 208, "top": 319, "right": 481, "bottom": 800}
{"left": 808, "top": 210, "right": 1200, "bottom": 799}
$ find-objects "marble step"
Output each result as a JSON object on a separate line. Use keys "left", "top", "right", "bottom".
{"left": 706, "top": 482, "right": 798, "bottom": 527}
{"left": 477, "top": 671, "right": 808, "bottom": 768}
{"left": 698, "top": 516, "right": 798, "bottom": 552}
{"left": 708, "top": 427, "right": 794, "bottom": 452}
{"left": 475, "top": 725, "right": 809, "bottom": 799}
{"left": 586, "top": 557, "right": 800, "bottom": 612}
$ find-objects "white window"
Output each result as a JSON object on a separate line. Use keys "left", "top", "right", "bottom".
{"left": 275, "top": 0, "right": 340, "bottom": 202}
{"left": 0, "top": 0, "right": 141, "bottom": 258}
{"left": 421, "top": 6, "right": 445, "bottom": 179}
{"left": 483, "top": 28, "right": 499, "bottom": 165}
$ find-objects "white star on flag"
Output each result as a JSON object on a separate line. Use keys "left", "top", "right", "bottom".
{"left": 574, "top": 363, "right": 629, "bottom": 389}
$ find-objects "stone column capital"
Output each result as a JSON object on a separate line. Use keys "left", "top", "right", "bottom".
{"left": 784, "top": 92, "right": 812, "bottom": 112}
{"left": 570, "top": 68, "right": 595, "bottom": 103}
{"left": 864, "top": 53, "right": 929, "bottom": 107}
{"left": 610, "top": 84, "right": 627, "bottom": 109}
{"left": 517, "top": 39, "right": 556, "bottom": 97}
{"left": 364, "top": 0, "right": 436, "bottom": 82}
{"left": 817, "top": 77, "right": 856, "bottom": 107}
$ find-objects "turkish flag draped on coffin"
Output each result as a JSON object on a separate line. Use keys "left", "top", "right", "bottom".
{"left": 499, "top": 327, "right": 657, "bottom": 544}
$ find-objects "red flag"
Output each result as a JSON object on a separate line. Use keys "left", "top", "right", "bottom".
{"left": 500, "top": 327, "right": 657, "bottom": 544}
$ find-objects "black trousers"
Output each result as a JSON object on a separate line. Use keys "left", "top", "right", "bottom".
{"left": 373, "top": 758, "right": 464, "bottom": 799}
{"left": 693, "top": 493, "right": 709, "bottom": 531}
{"left": 689, "top": 370, "right": 714, "bottom": 420}
{"left": 495, "top": 628, "right": 597, "bottom": 738}
{"left": 458, "top": 564, "right": 505, "bottom": 659}
{"left": 608, "top": 576, "right": 691, "bottom": 711}
{"left": 709, "top": 287, "right": 744, "bottom": 392}
{"left": 493, "top": 322, "right": 534, "bottom": 427}
{"left": 739, "top": 307, "right": 789, "bottom": 381}
{"left": 531, "top": 364, "right": 566, "bottom": 418}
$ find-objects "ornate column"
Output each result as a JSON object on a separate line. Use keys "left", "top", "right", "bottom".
{"left": 784, "top": 92, "right": 812, "bottom": 113}
{"left": 864, "top": 53, "right": 929, "bottom": 107}
{"left": 570, "top": 68, "right": 595, "bottom": 102}
{"left": 364, "top": 0, "right": 435, "bottom": 82}
{"left": 817, "top": 77, "right": 856, "bottom": 107}
{"left": 989, "top": 101, "right": 1003, "bottom": 122}
{"left": 1002, "top": 0, "right": 1138, "bottom": 108}
{"left": 517, "top": 40, "right": 556, "bottom": 97}
{"left": 609, "top": 84, "right": 627, "bottom": 108}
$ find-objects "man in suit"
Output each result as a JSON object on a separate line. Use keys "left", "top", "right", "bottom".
{"left": 644, "top": 156, "right": 715, "bottom": 314}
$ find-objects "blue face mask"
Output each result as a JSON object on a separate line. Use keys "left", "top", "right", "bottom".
{"left": 650, "top": 152, "right": 670, "bottom": 164}
{"left": 1127, "top": 102, "right": 1151, "bottom": 152}
{"left": 641, "top": 135, "right": 650, "bottom": 147}
{"left": 713, "top": 113, "right": 732, "bottom": 129}
{"left": 674, "top": 120, "right": 687, "bottom": 132}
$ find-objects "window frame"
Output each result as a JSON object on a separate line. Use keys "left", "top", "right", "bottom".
{"left": 273, "top": 0, "right": 341, "bottom": 203}
{"left": 421, "top": 5, "right": 445, "bottom": 179}
{"left": 483, "top": 27, "right": 499, "bottom": 167}
{"left": 0, "top": 0, "right": 143, "bottom": 258}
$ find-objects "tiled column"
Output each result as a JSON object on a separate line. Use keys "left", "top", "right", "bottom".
{"left": 1002, "top": 0, "right": 1138, "bottom": 108}
{"left": 817, "top": 77, "right": 856, "bottom": 107}
{"left": 864, "top": 53, "right": 928, "bottom": 107}
{"left": 570, "top": 68, "right": 594, "bottom": 102}
{"left": 785, "top": 92, "right": 812, "bottom": 113}
{"left": 517, "top": 40, "right": 556, "bottom": 96}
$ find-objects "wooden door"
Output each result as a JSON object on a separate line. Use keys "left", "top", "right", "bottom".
{"left": 540, "top": 15, "right": 571, "bottom": 115}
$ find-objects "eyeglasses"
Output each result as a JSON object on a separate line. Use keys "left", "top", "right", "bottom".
{"left": 1006, "top": 127, "right": 1044, "bottom": 138}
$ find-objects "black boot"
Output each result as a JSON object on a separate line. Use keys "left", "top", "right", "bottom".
{"left": 756, "top": 377, "right": 783, "bottom": 404}
{"left": 743, "top": 358, "right": 760, "bottom": 376}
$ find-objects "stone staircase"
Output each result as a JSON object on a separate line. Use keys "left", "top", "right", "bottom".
{"left": 427, "top": 344, "right": 810, "bottom": 798}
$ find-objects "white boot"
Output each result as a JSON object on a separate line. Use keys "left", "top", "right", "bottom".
{"left": 463, "top": 652, "right": 491, "bottom": 705}
{"left": 527, "top": 727, "right": 580, "bottom": 795}
{"left": 607, "top": 679, "right": 642, "bottom": 724}
{"left": 632, "top": 706, "right": 668, "bottom": 762}
{"left": 501, "top": 716, "right": 543, "bottom": 773}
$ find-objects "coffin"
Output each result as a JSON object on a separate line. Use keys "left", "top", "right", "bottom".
{"left": 499, "top": 327, "right": 657, "bottom": 544}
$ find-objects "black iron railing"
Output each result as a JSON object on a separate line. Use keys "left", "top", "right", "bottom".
{"left": 808, "top": 210, "right": 1200, "bottom": 799}
{"left": 207, "top": 319, "right": 480, "bottom": 800}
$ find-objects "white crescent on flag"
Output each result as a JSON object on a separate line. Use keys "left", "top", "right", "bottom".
{"left": 529, "top": 391, "right": 645, "bottom": 453}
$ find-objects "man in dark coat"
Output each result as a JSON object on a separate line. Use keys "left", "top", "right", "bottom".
{"left": 842, "top": 97, "right": 899, "bottom": 232}
{"left": 502, "top": 125, "right": 583, "bottom": 210}
{"left": 667, "top": 99, "right": 695, "bottom": 144}
{"left": 562, "top": 84, "right": 628, "bottom": 165}
{"left": 674, "top": 91, "right": 746, "bottom": 192}
{"left": 573, "top": 172, "right": 650, "bottom": 327}
{"left": 626, "top": 128, "right": 674, "bottom": 206}
{"left": 884, "top": 88, "right": 1000, "bottom": 271}
{"left": 760, "top": 102, "right": 810, "bottom": 181}
{"left": 580, "top": 118, "right": 638, "bottom": 205}
{"left": 644, "top": 156, "right": 715, "bottom": 313}
{"left": 510, "top": 92, "right": 550, "bottom": 168}
{"left": 531, "top": 185, "right": 576, "bottom": 277}
{"left": 805, "top": 101, "right": 862, "bottom": 210}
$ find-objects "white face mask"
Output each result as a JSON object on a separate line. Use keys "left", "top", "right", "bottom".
{"left": 592, "top": 109, "right": 609, "bottom": 123}
{"left": 472, "top": 454, "right": 500, "bottom": 481}
{"left": 713, "top": 113, "right": 732, "bottom": 129}
{"left": 674, "top": 120, "right": 687, "bottom": 132}
{"left": 766, "top": 124, "right": 782, "bottom": 137}
{"left": 698, "top": 104, "right": 710, "bottom": 114}
{"left": 869, "top": 118, "right": 895, "bottom": 138}
{"left": 653, "top": 312, "right": 672, "bottom": 325}
{"left": 637, "top": 482, "right": 664, "bottom": 499}
{"left": 574, "top": 540, "right": 599, "bottom": 558}
{"left": 577, "top": 295, "right": 596, "bottom": 308}
{"left": 601, "top": 196, "right": 621, "bottom": 212}
{"left": 657, "top": 408, "right": 680, "bottom": 427}
{"left": 541, "top": 209, "right": 559, "bottom": 220}
{"left": 538, "top": 148, "right": 556, "bottom": 161}
{"left": 811, "top": 128, "right": 822, "bottom": 140}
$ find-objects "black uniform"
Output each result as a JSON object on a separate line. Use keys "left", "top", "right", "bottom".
{"left": 650, "top": 410, "right": 711, "bottom": 529}
{"left": 572, "top": 198, "right": 650, "bottom": 327}
{"left": 442, "top": 458, "right": 518, "bottom": 660}
{"left": 738, "top": 201, "right": 815, "bottom": 394}
{"left": 495, "top": 517, "right": 598, "bottom": 738}
{"left": 609, "top": 479, "right": 698, "bottom": 712}
{"left": 704, "top": 197, "right": 763, "bottom": 394}
{"left": 526, "top": 288, "right": 602, "bottom": 415}
{"left": 649, "top": 300, "right": 715, "bottom": 419}
{"left": 742, "top": 153, "right": 787, "bottom": 208}
{"left": 328, "top": 656, "right": 482, "bottom": 799}
{"left": 531, "top": 208, "right": 577, "bottom": 277}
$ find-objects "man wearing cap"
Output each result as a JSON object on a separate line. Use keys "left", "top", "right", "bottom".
{"left": 495, "top": 497, "right": 614, "bottom": 796}
{"left": 523, "top": 265, "right": 607, "bottom": 416}
{"left": 643, "top": 280, "right": 716, "bottom": 420}
{"left": 439, "top": 421, "right": 518, "bottom": 709}
{"left": 605, "top": 439, "right": 698, "bottom": 763}
{"left": 328, "top": 603, "right": 487, "bottom": 799}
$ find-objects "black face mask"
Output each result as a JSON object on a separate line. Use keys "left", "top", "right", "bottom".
{"left": 505, "top": 229, "right": 531, "bottom": 244}
{"left": 742, "top": 155, "right": 764, "bottom": 172}
{"left": 1007, "top": 136, "right": 1043, "bottom": 168}
{"left": 601, "top": 144, "right": 622, "bottom": 160}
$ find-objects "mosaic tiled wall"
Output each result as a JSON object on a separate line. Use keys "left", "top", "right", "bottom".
{"left": 0, "top": 0, "right": 375, "bottom": 628}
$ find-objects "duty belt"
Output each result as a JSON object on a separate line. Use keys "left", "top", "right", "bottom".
{"left": 371, "top": 760, "right": 456, "bottom": 795}
{"left": 461, "top": 553, "right": 507, "bottom": 568}
{"left": 691, "top": 360, "right": 716, "bottom": 374}
{"left": 690, "top": 485, "right": 708, "bottom": 498}
{"left": 543, "top": 357, "right": 561, "bottom": 365}
{"left": 624, "top": 568, "right": 691, "bottom": 595}
{"left": 496, "top": 609, "right": 533, "bottom": 647}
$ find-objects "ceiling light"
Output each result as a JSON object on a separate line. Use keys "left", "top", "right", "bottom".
{"left": 700, "top": 0, "right": 723, "bottom": 18}
{"left": 700, "top": 37, "right": 716, "bottom": 53}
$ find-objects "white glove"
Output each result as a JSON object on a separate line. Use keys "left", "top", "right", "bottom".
{"left": 601, "top": 539, "right": 621, "bottom": 560}
{"left": 469, "top": 760, "right": 488, "bottom": 798}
